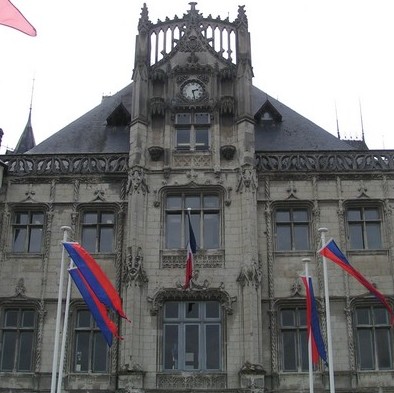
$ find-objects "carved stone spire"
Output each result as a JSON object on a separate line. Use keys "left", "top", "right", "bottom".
{"left": 234, "top": 5, "right": 248, "bottom": 28}
{"left": 138, "top": 3, "right": 151, "bottom": 34}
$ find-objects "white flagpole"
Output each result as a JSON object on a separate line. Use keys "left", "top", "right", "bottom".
{"left": 318, "top": 228, "right": 335, "bottom": 393}
{"left": 50, "top": 226, "right": 71, "bottom": 393}
{"left": 57, "top": 258, "right": 74, "bottom": 393}
{"left": 303, "top": 258, "right": 314, "bottom": 393}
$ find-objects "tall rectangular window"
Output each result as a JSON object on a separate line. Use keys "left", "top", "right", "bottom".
{"left": 355, "top": 306, "right": 393, "bottom": 370}
{"left": 81, "top": 211, "right": 115, "bottom": 253}
{"left": 0, "top": 308, "right": 36, "bottom": 371}
{"left": 347, "top": 207, "right": 382, "bottom": 250}
{"left": 73, "top": 310, "right": 109, "bottom": 373}
{"left": 12, "top": 211, "right": 44, "bottom": 253}
{"left": 163, "top": 301, "right": 221, "bottom": 371}
{"left": 165, "top": 193, "right": 220, "bottom": 249}
{"left": 275, "top": 208, "right": 310, "bottom": 251}
{"left": 280, "top": 308, "right": 308, "bottom": 372}
{"left": 175, "top": 113, "right": 210, "bottom": 151}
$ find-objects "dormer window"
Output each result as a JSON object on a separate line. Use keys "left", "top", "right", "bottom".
{"left": 262, "top": 112, "right": 273, "bottom": 121}
{"left": 175, "top": 113, "right": 210, "bottom": 151}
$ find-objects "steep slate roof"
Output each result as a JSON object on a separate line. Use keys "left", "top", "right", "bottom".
{"left": 252, "top": 86, "right": 357, "bottom": 151}
{"left": 13, "top": 109, "right": 36, "bottom": 154}
{"left": 28, "top": 84, "right": 132, "bottom": 154}
{"left": 27, "top": 82, "right": 356, "bottom": 155}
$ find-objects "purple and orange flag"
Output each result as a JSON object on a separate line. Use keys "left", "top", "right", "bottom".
{"left": 0, "top": 0, "right": 36, "bottom": 36}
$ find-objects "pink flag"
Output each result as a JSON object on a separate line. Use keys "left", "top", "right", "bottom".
{"left": 0, "top": 0, "right": 37, "bottom": 36}
{"left": 184, "top": 212, "right": 197, "bottom": 289}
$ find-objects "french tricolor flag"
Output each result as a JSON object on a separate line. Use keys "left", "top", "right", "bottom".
{"left": 319, "top": 238, "right": 394, "bottom": 324}
{"left": 184, "top": 211, "right": 197, "bottom": 289}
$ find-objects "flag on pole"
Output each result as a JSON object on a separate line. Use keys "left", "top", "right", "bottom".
{"left": 63, "top": 242, "right": 129, "bottom": 321}
{"left": 301, "top": 276, "right": 328, "bottom": 366}
{"left": 319, "top": 238, "right": 394, "bottom": 324}
{"left": 69, "top": 268, "right": 121, "bottom": 346}
{"left": 0, "top": 0, "right": 37, "bottom": 36}
{"left": 184, "top": 211, "right": 197, "bottom": 289}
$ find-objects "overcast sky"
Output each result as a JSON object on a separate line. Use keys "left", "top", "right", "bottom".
{"left": 1, "top": 0, "right": 393, "bottom": 153}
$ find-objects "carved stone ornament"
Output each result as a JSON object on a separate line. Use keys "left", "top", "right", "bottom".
{"left": 220, "top": 145, "right": 236, "bottom": 160}
{"left": 126, "top": 167, "right": 149, "bottom": 195}
{"left": 236, "top": 165, "right": 257, "bottom": 193}
{"left": 239, "top": 361, "right": 266, "bottom": 391}
{"left": 15, "top": 278, "right": 26, "bottom": 297}
{"left": 237, "top": 259, "right": 262, "bottom": 288}
{"left": 148, "top": 146, "right": 164, "bottom": 161}
{"left": 147, "top": 286, "right": 237, "bottom": 316}
{"left": 175, "top": 269, "right": 209, "bottom": 291}
{"left": 124, "top": 246, "right": 148, "bottom": 287}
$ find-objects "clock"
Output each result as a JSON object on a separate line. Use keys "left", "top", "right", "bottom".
{"left": 182, "top": 81, "right": 204, "bottom": 101}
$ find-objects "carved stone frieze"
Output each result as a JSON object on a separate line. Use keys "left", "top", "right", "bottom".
{"left": 147, "top": 286, "right": 236, "bottom": 316}
{"left": 161, "top": 250, "right": 224, "bottom": 269}
{"left": 173, "top": 153, "right": 212, "bottom": 168}
{"left": 156, "top": 372, "right": 226, "bottom": 390}
{"left": 1, "top": 154, "right": 128, "bottom": 176}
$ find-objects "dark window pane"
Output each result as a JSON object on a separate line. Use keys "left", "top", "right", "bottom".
{"left": 204, "top": 213, "right": 219, "bottom": 249}
{"left": 15, "top": 212, "right": 29, "bottom": 224}
{"left": 164, "top": 325, "right": 178, "bottom": 369}
{"left": 206, "top": 302, "right": 220, "bottom": 319}
{"left": 99, "top": 227, "right": 113, "bottom": 252}
{"left": 176, "top": 113, "right": 191, "bottom": 124}
{"left": 81, "top": 228, "right": 97, "bottom": 252}
{"left": 28, "top": 228, "right": 42, "bottom": 252}
{"left": 206, "top": 325, "right": 220, "bottom": 369}
{"left": 83, "top": 213, "right": 98, "bottom": 224}
{"left": 165, "top": 302, "right": 179, "bottom": 319}
{"left": 347, "top": 209, "right": 362, "bottom": 221}
{"left": 75, "top": 332, "right": 90, "bottom": 372}
{"left": 376, "top": 329, "right": 392, "bottom": 369}
{"left": 177, "top": 129, "right": 190, "bottom": 149}
{"left": 101, "top": 213, "right": 114, "bottom": 224}
{"left": 186, "top": 302, "right": 199, "bottom": 319}
{"left": 1, "top": 331, "right": 17, "bottom": 371}
{"left": 93, "top": 332, "right": 108, "bottom": 372}
{"left": 349, "top": 224, "right": 363, "bottom": 249}
{"left": 276, "top": 210, "right": 290, "bottom": 222}
{"left": 195, "top": 129, "right": 209, "bottom": 150}
{"left": 77, "top": 310, "right": 91, "bottom": 328}
{"left": 293, "top": 210, "right": 308, "bottom": 221}
{"left": 294, "top": 225, "right": 309, "bottom": 250}
{"left": 167, "top": 196, "right": 182, "bottom": 209}
{"left": 185, "top": 325, "right": 199, "bottom": 369}
{"left": 364, "top": 208, "right": 379, "bottom": 220}
{"left": 358, "top": 329, "right": 374, "bottom": 369}
{"left": 31, "top": 212, "right": 44, "bottom": 224}
{"left": 366, "top": 223, "right": 381, "bottom": 249}
{"left": 185, "top": 195, "right": 200, "bottom": 209}
{"left": 22, "top": 310, "right": 35, "bottom": 327}
{"left": 166, "top": 214, "right": 181, "bottom": 248}
{"left": 282, "top": 331, "right": 297, "bottom": 371}
{"left": 298, "top": 309, "right": 307, "bottom": 326}
{"left": 276, "top": 226, "right": 291, "bottom": 250}
{"left": 281, "top": 310, "right": 295, "bottom": 327}
{"left": 300, "top": 330, "right": 308, "bottom": 371}
{"left": 374, "top": 308, "right": 388, "bottom": 325}
{"left": 13, "top": 228, "right": 26, "bottom": 252}
{"left": 5, "top": 310, "right": 18, "bottom": 327}
{"left": 356, "top": 308, "right": 370, "bottom": 325}
{"left": 194, "top": 113, "right": 210, "bottom": 124}
{"left": 18, "top": 331, "right": 33, "bottom": 371}
{"left": 203, "top": 195, "right": 219, "bottom": 208}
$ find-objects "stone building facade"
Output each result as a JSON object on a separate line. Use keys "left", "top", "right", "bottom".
{"left": 0, "top": 3, "right": 393, "bottom": 393}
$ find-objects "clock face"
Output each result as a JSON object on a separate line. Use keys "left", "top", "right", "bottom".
{"left": 182, "top": 81, "right": 204, "bottom": 101}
